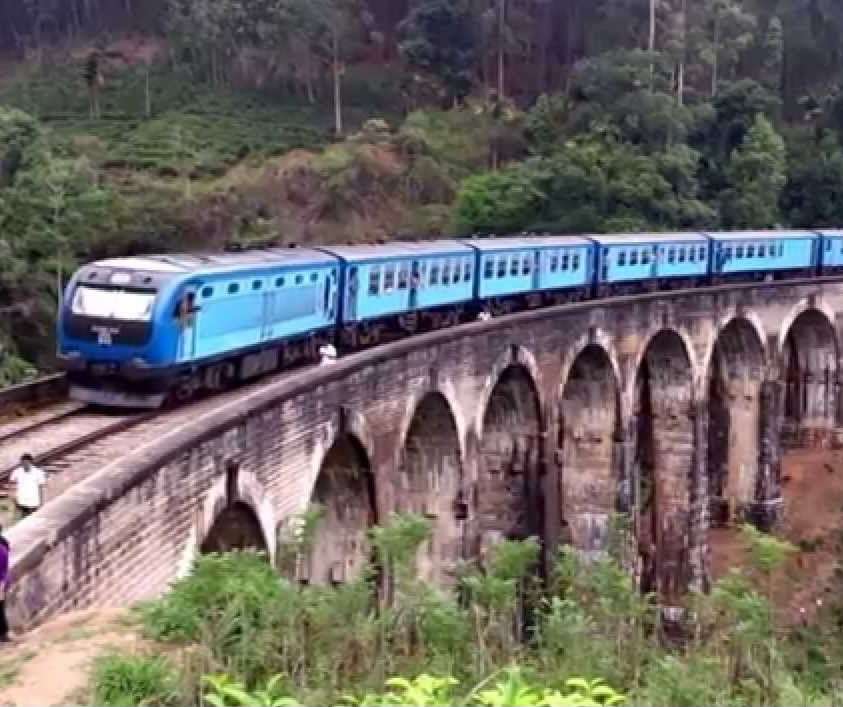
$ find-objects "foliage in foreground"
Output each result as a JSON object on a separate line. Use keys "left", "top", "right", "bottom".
{"left": 89, "top": 514, "right": 843, "bottom": 706}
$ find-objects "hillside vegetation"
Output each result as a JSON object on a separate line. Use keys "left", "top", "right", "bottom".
{"left": 4, "top": 0, "right": 843, "bottom": 378}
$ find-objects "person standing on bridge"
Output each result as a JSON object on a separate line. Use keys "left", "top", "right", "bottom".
{"left": 10, "top": 454, "right": 47, "bottom": 520}
{"left": 0, "top": 525, "right": 9, "bottom": 643}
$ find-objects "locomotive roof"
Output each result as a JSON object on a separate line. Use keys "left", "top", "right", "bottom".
{"left": 316, "top": 240, "right": 472, "bottom": 261}
{"left": 587, "top": 232, "right": 708, "bottom": 245}
{"left": 92, "top": 248, "right": 337, "bottom": 274}
{"left": 703, "top": 230, "right": 817, "bottom": 241}
{"left": 461, "top": 235, "right": 593, "bottom": 250}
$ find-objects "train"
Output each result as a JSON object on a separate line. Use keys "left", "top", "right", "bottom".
{"left": 57, "top": 229, "right": 843, "bottom": 408}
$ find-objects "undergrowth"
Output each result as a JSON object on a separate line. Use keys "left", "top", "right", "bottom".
{"left": 83, "top": 514, "right": 843, "bottom": 706}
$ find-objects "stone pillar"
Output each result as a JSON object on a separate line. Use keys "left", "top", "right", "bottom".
{"left": 751, "top": 380, "right": 784, "bottom": 530}
{"left": 688, "top": 400, "right": 709, "bottom": 593}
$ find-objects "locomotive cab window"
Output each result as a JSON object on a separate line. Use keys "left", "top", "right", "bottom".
{"left": 275, "top": 277, "right": 285, "bottom": 287}
{"left": 201, "top": 286, "right": 213, "bottom": 298}
{"left": 72, "top": 286, "right": 156, "bottom": 322}
{"left": 295, "top": 274, "right": 304, "bottom": 285}
{"left": 252, "top": 280, "right": 262, "bottom": 291}
{"left": 228, "top": 283, "right": 240, "bottom": 294}
{"left": 311, "top": 273, "right": 319, "bottom": 282}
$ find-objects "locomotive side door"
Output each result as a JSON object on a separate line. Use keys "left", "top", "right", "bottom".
{"left": 177, "top": 286, "right": 200, "bottom": 361}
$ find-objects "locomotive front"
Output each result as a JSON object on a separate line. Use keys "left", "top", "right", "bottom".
{"left": 56, "top": 257, "right": 184, "bottom": 408}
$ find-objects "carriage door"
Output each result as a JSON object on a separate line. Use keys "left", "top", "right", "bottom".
{"left": 346, "top": 267, "right": 359, "bottom": 320}
{"left": 532, "top": 251, "right": 541, "bottom": 290}
{"left": 600, "top": 248, "right": 609, "bottom": 281}
{"left": 409, "top": 261, "right": 421, "bottom": 310}
{"left": 177, "top": 286, "right": 199, "bottom": 361}
{"left": 262, "top": 287, "right": 276, "bottom": 341}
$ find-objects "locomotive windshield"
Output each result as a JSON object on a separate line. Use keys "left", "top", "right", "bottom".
{"left": 71, "top": 286, "right": 156, "bottom": 322}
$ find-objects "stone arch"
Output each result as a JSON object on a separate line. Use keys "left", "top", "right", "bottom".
{"left": 780, "top": 307, "right": 839, "bottom": 446}
{"left": 473, "top": 344, "right": 543, "bottom": 436}
{"left": 558, "top": 344, "right": 622, "bottom": 557}
{"left": 632, "top": 329, "right": 695, "bottom": 602}
{"left": 177, "top": 465, "right": 276, "bottom": 579}
{"left": 476, "top": 364, "right": 543, "bottom": 554}
{"left": 303, "top": 433, "right": 376, "bottom": 585}
{"left": 706, "top": 317, "right": 767, "bottom": 525}
{"left": 398, "top": 392, "right": 464, "bottom": 585}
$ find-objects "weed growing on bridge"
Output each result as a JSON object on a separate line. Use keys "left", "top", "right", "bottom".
{"left": 91, "top": 516, "right": 843, "bottom": 706}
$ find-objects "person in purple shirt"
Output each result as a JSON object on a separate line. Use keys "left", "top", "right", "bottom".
{"left": 0, "top": 525, "right": 9, "bottom": 643}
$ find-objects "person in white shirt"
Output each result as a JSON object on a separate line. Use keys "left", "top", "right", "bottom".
{"left": 10, "top": 454, "right": 47, "bottom": 519}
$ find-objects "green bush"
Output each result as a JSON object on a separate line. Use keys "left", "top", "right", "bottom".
{"left": 91, "top": 653, "right": 179, "bottom": 707}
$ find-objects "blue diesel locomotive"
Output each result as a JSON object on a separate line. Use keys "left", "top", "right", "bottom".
{"left": 57, "top": 229, "right": 832, "bottom": 408}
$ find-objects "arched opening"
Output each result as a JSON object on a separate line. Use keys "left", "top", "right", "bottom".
{"left": 304, "top": 435, "right": 376, "bottom": 585}
{"left": 399, "top": 393, "right": 463, "bottom": 585}
{"left": 782, "top": 310, "right": 838, "bottom": 447}
{"left": 478, "top": 365, "right": 543, "bottom": 553}
{"left": 633, "top": 330, "right": 694, "bottom": 602}
{"left": 559, "top": 345, "right": 622, "bottom": 556}
{"left": 201, "top": 502, "right": 268, "bottom": 555}
{"left": 707, "top": 319, "right": 765, "bottom": 526}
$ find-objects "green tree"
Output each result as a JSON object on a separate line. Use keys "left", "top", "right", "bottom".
{"left": 398, "top": 0, "right": 477, "bottom": 105}
{"left": 454, "top": 163, "right": 544, "bottom": 233}
{"left": 720, "top": 114, "right": 786, "bottom": 228}
{"left": 782, "top": 131, "right": 843, "bottom": 227}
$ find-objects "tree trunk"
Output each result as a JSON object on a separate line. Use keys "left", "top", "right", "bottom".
{"left": 712, "top": 12, "right": 720, "bottom": 97}
{"left": 677, "top": 61, "right": 684, "bottom": 106}
{"left": 649, "top": 0, "right": 656, "bottom": 88}
{"left": 332, "top": 31, "right": 343, "bottom": 136}
{"left": 497, "top": 0, "right": 506, "bottom": 99}
{"left": 144, "top": 66, "right": 151, "bottom": 117}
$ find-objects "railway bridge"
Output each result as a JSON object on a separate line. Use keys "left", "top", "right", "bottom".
{"left": 6, "top": 278, "right": 843, "bottom": 629}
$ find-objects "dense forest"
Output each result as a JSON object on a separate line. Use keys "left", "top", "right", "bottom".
{"left": 3, "top": 0, "right": 843, "bottom": 377}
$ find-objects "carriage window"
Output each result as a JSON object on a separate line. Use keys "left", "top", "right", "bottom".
{"left": 550, "top": 254, "right": 559, "bottom": 272}
{"left": 484, "top": 258, "right": 494, "bottom": 279}
{"left": 311, "top": 272, "right": 319, "bottom": 282}
{"left": 699, "top": 246, "right": 706, "bottom": 261}
{"left": 826, "top": 239, "right": 832, "bottom": 251}
{"left": 561, "top": 253, "right": 570, "bottom": 270}
{"left": 668, "top": 248, "right": 676, "bottom": 264}
{"left": 384, "top": 266, "right": 395, "bottom": 291}
{"left": 572, "top": 254, "right": 580, "bottom": 270}
{"left": 430, "top": 263, "right": 441, "bottom": 285}
{"left": 398, "top": 264, "right": 409, "bottom": 289}
{"left": 510, "top": 256, "right": 520, "bottom": 276}
{"left": 642, "top": 249, "right": 651, "bottom": 265}
{"left": 275, "top": 277, "right": 285, "bottom": 287}
{"left": 630, "top": 250, "right": 639, "bottom": 265}
{"left": 618, "top": 251, "right": 626, "bottom": 266}
{"left": 253, "top": 280, "right": 262, "bottom": 290}
{"left": 228, "top": 283, "right": 240, "bottom": 294}
{"left": 443, "top": 260, "right": 452, "bottom": 284}
{"left": 747, "top": 245, "right": 755, "bottom": 258}
{"left": 522, "top": 255, "right": 531, "bottom": 275}
{"left": 724, "top": 247, "right": 732, "bottom": 259}
{"left": 679, "top": 247, "right": 687, "bottom": 263}
{"left": 368, "top": 266, "right": 380, "bottom": 295}
{"left": 202, "top": 286, "right": 214, "bottom": 298}
{"left": 497, "top": 257, "right": 507, "bottom": 278}
{"left": 779, "top": 243, "right": 784, "bottom": 256}
{"left": 736, "top": 246, "right": 744, "bottom": 258}
{"left": 464, "top": 261, "right": 472, "bottom": 281}
{"left": 688, "top": 247, "right": 696, "bottom": 262}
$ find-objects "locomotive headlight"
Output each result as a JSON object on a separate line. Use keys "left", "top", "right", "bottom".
{"left": 110, "top": 272, "right": 132, "bottom": 285}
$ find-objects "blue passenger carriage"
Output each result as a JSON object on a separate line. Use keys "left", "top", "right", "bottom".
{"left": 317, "top": 241, "right": 475, "bottom": 347}
{"left": 58, "top": 248, "right": 340, "bottom": 407}
{"left": 462, "top": 235, "right": 593, "bottom": 315}
{"left": 816, "top": 230, "right": 843, "bottom": 274}
{"left": 706, "top": 230, "right": 818, "bottom": 283}
{"left": 589, "top": 232, "right": 709, "bottom": 296}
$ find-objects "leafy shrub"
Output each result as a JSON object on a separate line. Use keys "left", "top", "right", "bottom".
{"left": 91, "top": 653, "right": 179, "bottom": 707}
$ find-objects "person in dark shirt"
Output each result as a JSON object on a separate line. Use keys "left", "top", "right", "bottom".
{"left": 0, "top": 525, "right": 9, "bottom": 643}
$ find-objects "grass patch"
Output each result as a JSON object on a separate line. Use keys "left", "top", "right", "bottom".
{"left": 0, "top": 649, "right": 36, "bottom": 689}
{"left": 91, "top": 652, "right": 179, "bottom": 707}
